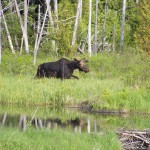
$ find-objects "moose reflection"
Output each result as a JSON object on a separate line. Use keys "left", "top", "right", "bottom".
{"left": 0, "top": 113, "right": 98, "bottom": 133}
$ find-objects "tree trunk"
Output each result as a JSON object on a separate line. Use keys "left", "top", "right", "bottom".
{"left": 94, "top": 0, "right": 98, "bottom": 54}
{"left": 79, "top": 0, "right": 82, "bottom": 19}
{"left": 54, "top": 0, "right": 58, "bottom": 28}
{"left": 14, "top": 0, "right": 29, "bottom": 53}
{"left": 33, "top": 5, "right": 41, "bottom": 65}
{"left": 24, "top": 0, "right": 29, "bottom": 52}
{"left": 2, "top": 12, "right": 15, "bottom": 54}
{"left": 88, "top": 0, "right": 92, "bottom": 56}
{"left": 0, "top": 0, "right": 2, "bottom": 63}
{"left": 45, "top": 0, "right": 54, "bottom": 28}
{"left": 34, "top": 8, "right": 48, "bottom": 64}
{"left": 101, "top": 0, "right": 107, "bottom": 51}
{"left": 71, "top": 0, "right": 81, "bottom": 49}
{"left": 119, "top": 0, "right": 126, "bottom": 51}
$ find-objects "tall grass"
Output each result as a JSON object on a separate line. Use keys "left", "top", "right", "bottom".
{"left": 0, "top": 127, "right": 121, "bottom": 150}
{"left": 0, "top": 52, "right": 150, "bottom": 112}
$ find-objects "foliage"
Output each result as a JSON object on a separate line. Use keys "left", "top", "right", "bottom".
{"left": 135, "top": 0, "right": 150, "bottom": 53}
{"left": 1, "top": 0, "right": 148, "bottom": 55}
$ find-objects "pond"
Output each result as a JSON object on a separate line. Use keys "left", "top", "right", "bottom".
{"left": 1, "top": 105, "right": 150, "bottom": 133}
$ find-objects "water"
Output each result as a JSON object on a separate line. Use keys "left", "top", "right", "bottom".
{"left": 1, "top": 105, "right": 150, "bottom": 132}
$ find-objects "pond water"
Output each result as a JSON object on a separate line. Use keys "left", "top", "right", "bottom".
{"left": 1, "top": 105, "right": 150, "bottom": 133}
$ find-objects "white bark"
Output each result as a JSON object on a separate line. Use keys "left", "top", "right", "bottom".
{"left": 79, "top": 0, "right": 82, "bottom": 19}
{"left": 54, "top": 0, "right": 58, "bottom": 28}
{"left": 88, "top": 0, "right": 92, "bottom": 56}
{"left": 2, "top": 12, "right": 15, "bottom": 54}
{"left": 45, "top": 0, "right": 54, "bottom": 29}
{"left": 71, "top": 0, "right": 81, "bottom": 48}
{"left": 119, "top": 0, "right": 126, "bottom": 51}
{"left": 24, "top": 0, "right": 29, "bottom": 51}
{"left": 101, "top": 0, "right": 107, "bottom": 51}
{"left": 34, "top": 8, "right": 48, "bottom": 64}
{"left": 94, "top": 0, "right": 98, "bottom": 54}
{"left": 14, "top": 0, "right": 29, "bottom": 53}
{"left": 33, "top": 5, "right": 41, "bottom": 65}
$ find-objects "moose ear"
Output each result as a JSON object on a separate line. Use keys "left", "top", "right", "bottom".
{"left": 74, "top": 58, "right": 78, "bottom": 61}
{"left": 82, "top": 58, "right": 89, "bottom": 63}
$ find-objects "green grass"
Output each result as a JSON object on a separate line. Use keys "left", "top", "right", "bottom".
{"left": 0, "top": 127, "right": 121, "bottom": 150}
{"left": 0, "top": 52, "right": 150, "bottom": 112}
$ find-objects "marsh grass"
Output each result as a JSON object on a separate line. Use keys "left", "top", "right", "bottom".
{"left": 0, "top": 127, "right": 121, "bottom": 150}
{"left": 0, "top": 52, "right": 150, "bottom": 112}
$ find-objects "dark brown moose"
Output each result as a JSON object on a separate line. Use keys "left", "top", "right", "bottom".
{"left": 35, "top": 58, "right": 89, "bottom": 79}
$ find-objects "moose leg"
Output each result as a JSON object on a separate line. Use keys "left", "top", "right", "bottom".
{"left": 71, "top": 75, "right": 79, "bottom": 79}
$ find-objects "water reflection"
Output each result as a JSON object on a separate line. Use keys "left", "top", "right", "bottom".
{"left": 0, "top": 113, "right": 98, "bottom": 133}
{"left": 1, "top": 106, "right": 150, "bottom": 132}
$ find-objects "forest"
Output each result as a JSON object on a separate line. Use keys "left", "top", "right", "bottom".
{"left": 0, "top": 0, "right": 149, "bottom": 61}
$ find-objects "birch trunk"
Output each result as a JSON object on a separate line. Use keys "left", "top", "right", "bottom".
{"left": 45, "top": 0, "right": 54, "bottom": 28}
{"left": 14, "top": 0, "right": 29, "bottom": 53}
{"left": 71, "top": 0, "right": 81, "bottom": 49}
{"left": 79, "top": 0, "right": 82, "bottom": 19}
{"left": 24, "top": 0, "right": 29, "bottom": 52}
{"left": 33, "top": 5, "right": 40, "bottom": 65}
{"left": 119, "top": 0, "right": 126, "bottom": 51}
{"left": 94, "top": 0, "right": 98, "bottom": 54}
{"left": 2, "top": 12, "right": 15, "bottom": 54}
{"left": 88, "top": 0, "right": 92, "bottom": 56}
{"left": 34, "top": 8, "right": 48, "bottom": 64}
{"left": 45, "top": 0, "right": 56, "bottom": 52}
{"left": 54, "top": 0, "right": 58, "bottom": 28}
{"left": 0, "top": 0, "right": 2, "bottom": 63}
{"left": 101, "top": 0, "right": 107, "bottom": 51}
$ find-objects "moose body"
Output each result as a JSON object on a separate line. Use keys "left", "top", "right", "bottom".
{"left": 35, "top": 58, "right": 89, "bottom": 79}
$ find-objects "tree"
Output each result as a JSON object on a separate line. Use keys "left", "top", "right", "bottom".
{"left": 93, "top": 0, "right": 98, "bottom": 54}
{"left": 71, "top": 0, "right": 82, "bottom": 49}
{"left": 14, "top": 0, "right": 29, "bottom": 53}
{"left": 119, "top": 0, "right": 126, "bottom": 51}
{"left": 88, "top": 0, "right": 92, "bottom": 56}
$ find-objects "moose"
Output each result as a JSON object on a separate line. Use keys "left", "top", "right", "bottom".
{"left": 35, "top": 58, "right": 89, "bottom": 79}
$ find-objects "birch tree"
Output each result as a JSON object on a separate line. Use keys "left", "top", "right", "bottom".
{"left": 71, "top": 0, "right": 82, "bottom": 49}
{"left": 88, "top": 0, "right": 92, "bottom": 56}
{"left": 14, "top": 0, "right": 29, "bottom": 53}
{"left": 2, "top": 12, "right": 15, "bottom": 54}
{"left": 94, "top": 0, "right": 98, "bottom": 54}
{"left": 0, "top": 0, "right": 2, "bottom": 63}
{"left": 33, "top": 5, "right": 40, "bottom": 65}
{"left": 101, "top": 0, "right": 107, "bottom": 51}
{"left": 119, "top": 0, "right": 126, "bottom": 51}
{"left": 24, "top": 0, "right": 29, "bottom": 52}
{"left": 34, "top": 8, "right": 48, "bottom": 64}
{"left": 54, "top": 0, "right": 58, "bottom": 28}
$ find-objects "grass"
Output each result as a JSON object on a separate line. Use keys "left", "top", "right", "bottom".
{"left": 0, "top": 127, "right": 121, "bottom": 150}
{"left": 0, "top": 51, "right": 150, "bottom": 112}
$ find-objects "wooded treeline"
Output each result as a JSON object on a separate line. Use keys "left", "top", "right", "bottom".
{"left": 0, "top": 0, "right": 149, "bottom": 63}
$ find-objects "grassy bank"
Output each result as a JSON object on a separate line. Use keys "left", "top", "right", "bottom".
{"left": 0, "top": 127, "right": 121, "bottom": 150}
{"left": 0, "top": 52, "right": 150, "bottom": 112}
